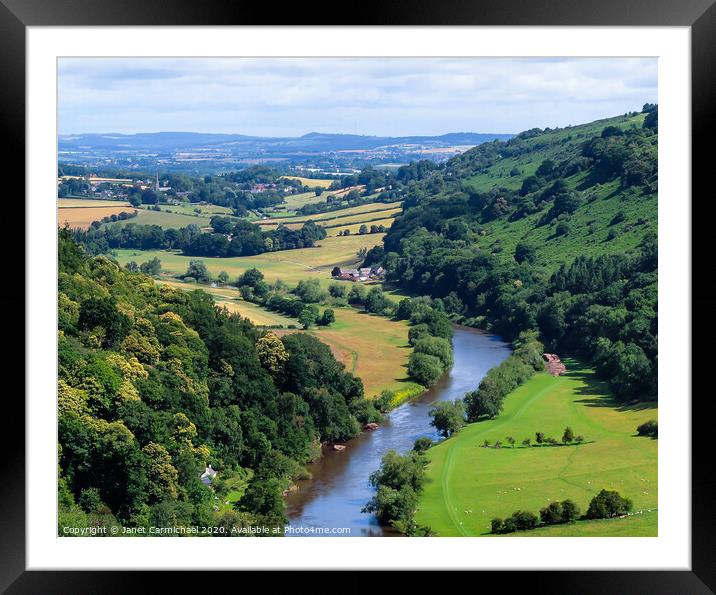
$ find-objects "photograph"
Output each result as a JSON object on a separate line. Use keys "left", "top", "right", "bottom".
{"left": 55, "top": 56, "right": 659, "bottom": 539}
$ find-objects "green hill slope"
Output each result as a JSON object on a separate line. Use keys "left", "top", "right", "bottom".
{"left": 374, "top": 106, "right": 658, "bottom": 401}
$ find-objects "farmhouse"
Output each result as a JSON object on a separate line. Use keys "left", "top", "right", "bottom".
{"left": 332, "top": 266, "right": 385, "bottom": 282}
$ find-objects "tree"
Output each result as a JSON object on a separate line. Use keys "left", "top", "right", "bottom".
{"left": 359, "top": 224, "right": 368, "bottom": 235}
{"left": 237, "top": 268, "right": 264, "bottom": 288}
{"left": 407, "top": 352, "right": 444, "bottom": 386}
{"left": 586, "top": 489, "right": 633, "bottom": 519}
{"left": 413, "top": 437, "right": 433, "bottom": 453}
{"left": 218, "top": 271, "right": 229, "bottom": 285}
{"left": 514, "top": 241, "right": 536, "bottom": 264}
{"left": 319, "top": 308, "right": 335, "bottom": 326}
{"left": 256, "top": 333, "right": 289, "bottom": 374}
{"left": 234, "top": 477, "right": 287, "bottom": 528}
{"left": 521, "top": 438, "right": 531, "bottom": 447}
{"left": 506, "top": 436, "right": 516, "bottom": 448}
{"left": 331, "top": 266, "right": 342, "bottom": 277}
{"left": 413, "top": 336, "right": 453, "bottom": 368}
{"left": 428, "top": 400, "right": 465, "bottom": 438}
{"left": 562, "top": 426, "right": 574, "bottom": 444}
{"left": 540, "top": 501, "right": 563, "bottom": 525}
{"left": 298, "top": 304, "right": 319, "bottom": 329}
{"left": 560, "top": 499, "right": 580, "bottom": 523}
{"left": 78, "top": 296, "right": 132, "bottom": 348}
{"left": 139, "top": 257, "right": 161, "bottom": 277}
{"left": 184, "top": 259, "right": 210, "bottom": 283}
{"left": 535, "top": 432, "right": 545, "bottom": 445}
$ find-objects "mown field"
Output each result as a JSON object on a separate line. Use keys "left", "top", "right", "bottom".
{"left": 414, "top": 361, "right": 658, "bottom": 536}
{"left": 113, "top": 232, "right": 386, "bottom": 289}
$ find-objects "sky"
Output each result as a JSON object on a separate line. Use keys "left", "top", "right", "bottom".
{"left": 58, "top": 57, "right": 657, "bottom": 137}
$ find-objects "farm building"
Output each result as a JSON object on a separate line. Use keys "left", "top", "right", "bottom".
{"left": 332, "top": 266, "right": 385, "bottom": 282}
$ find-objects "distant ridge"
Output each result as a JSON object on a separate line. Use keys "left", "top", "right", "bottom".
{"left": 58, "top": 130, "right": 514, "bottom": 154}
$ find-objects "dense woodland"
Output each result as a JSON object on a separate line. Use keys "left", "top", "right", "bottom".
{"left": 368, "top": 105, "right": 659, "bottom": 400}
{"left": 73, "top": 219, "right": 327, "bottom": 258}
{"left": 58, "top": 229, "right": 384, "bottom": 534}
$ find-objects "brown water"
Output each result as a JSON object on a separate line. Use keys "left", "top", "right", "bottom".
{"left": 284, "top": 326, "right": 511, "bottom": 537}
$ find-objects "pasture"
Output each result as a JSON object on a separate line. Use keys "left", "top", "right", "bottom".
{"left": 113, "top": 232, "right": 386, "bottom": 289}
{"left": 109, "top": 208, "right": 214, "bottom": 229}
{"left": 414, "top": 362, "right": 658, "bottom": 537}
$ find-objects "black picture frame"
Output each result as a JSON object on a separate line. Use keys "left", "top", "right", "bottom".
{"left": 4, "top": 0, "right": 712, "bottom": 589}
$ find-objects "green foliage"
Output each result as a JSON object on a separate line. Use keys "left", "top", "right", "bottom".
{"left": 428, "top": 400, "right": 465, "bottom": 438}
{"left": 586, "top": 489, "right": 633, "bottom": 519}
{"left": 407, "top": 352, "right": 444, "bottom": 386}
{"left": 362, "top": 450, "right": 428, "bottom": 533}
{"left": 57, "top": 232, "right": 365, "bottom": 531}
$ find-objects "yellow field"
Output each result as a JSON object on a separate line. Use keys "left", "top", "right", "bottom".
{"left": 58, "top": 198, "right": 132, "bottom": 208}
{"left": 281, "top": 176, "right": 336, "bottom": 188}
{"left": 59, "top": 205, "right": 137, "bottom": 229}
{"left": 113, "top": 233, "right": 385, "bottom": 289}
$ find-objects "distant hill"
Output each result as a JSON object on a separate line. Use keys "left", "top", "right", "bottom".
{"left": 58, "top": 131, "right": 514, "bottom": 155}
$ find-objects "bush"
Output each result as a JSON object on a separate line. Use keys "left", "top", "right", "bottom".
{"left": 413, "top": 336, "right": 453, "bottom": 368}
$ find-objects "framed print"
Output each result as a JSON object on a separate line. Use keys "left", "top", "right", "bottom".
{"left": 4, "top": 0, "right": 713, "bottom": 589}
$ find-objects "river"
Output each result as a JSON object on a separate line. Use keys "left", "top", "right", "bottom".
{"left": 284, "top": 326, "right": 512, "bottom": 537}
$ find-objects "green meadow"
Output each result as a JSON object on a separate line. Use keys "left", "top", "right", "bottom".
{"left": 414, "top": 361, "right": 658, "bottom": 536}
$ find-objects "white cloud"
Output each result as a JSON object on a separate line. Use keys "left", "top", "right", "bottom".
{"left": 58, "top": 57, "right": 657, "bottom": 136}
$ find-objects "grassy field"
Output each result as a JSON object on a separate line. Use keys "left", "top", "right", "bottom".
{"left": 281, "top": 176, "right": 336, "bottom": 188}
{"left": 109, "top": 208, "right": 214, "bottom": 229}
{"left": 164, "top": 203, "right": 235, "bottom": 216}
{"left": 275, "top": 307, "right": 419, "bottom": 398}
{"left": 113, "top": 232, "right": 385, "bottom": 289}
{"left": 414, "top": 361, "right": 658, "bottom": 536}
